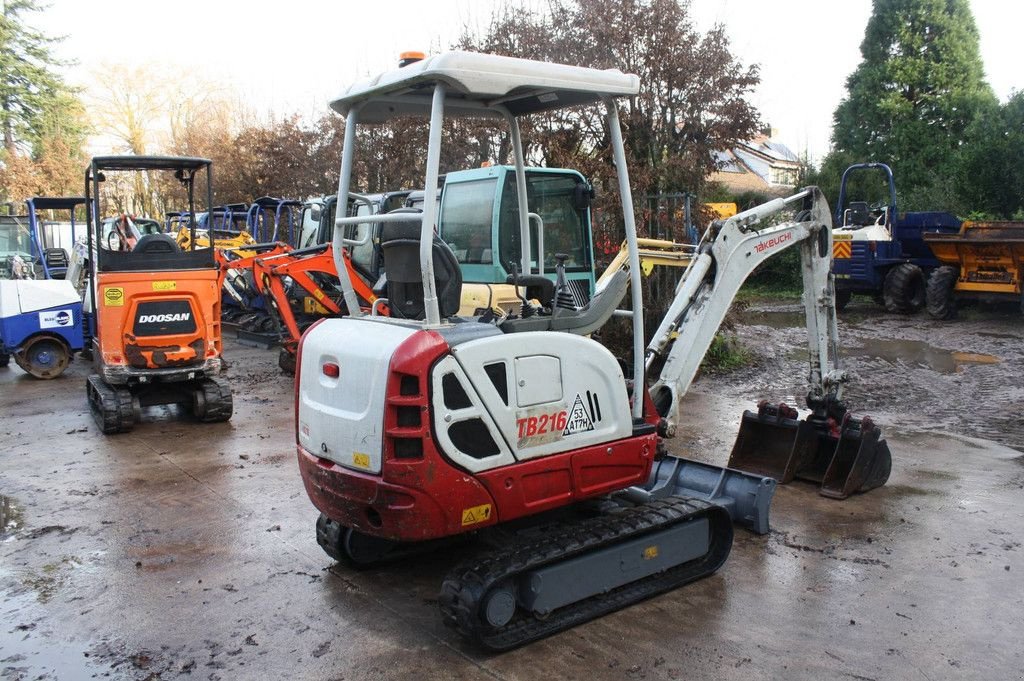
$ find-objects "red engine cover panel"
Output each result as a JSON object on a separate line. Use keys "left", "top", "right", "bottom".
{"left": 297, "top": 446, "right": 498, "bottom": 542}
{"left": 475, "top": 433, "right": 657, "bottom": 522}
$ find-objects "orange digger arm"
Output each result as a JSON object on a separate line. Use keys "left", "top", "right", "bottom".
{"left": 253, "top": 243, "right": 387, "bottom": 354}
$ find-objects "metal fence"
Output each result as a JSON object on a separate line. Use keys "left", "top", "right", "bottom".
{"left": 637, "top": 192, "right": 699, "bottom": 243}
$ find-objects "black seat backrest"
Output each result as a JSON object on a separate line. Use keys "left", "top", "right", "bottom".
{"left": 44, "top": 248, "right": 69, "bottom": 268}
{"left": 133, "top": 233, "right": 182, "bottom": 254}
{"left": 379, "top": 209, "right": 462, "bottom": 320}
{"left": 847, "top": 201, "right": 872, "bottom": 226}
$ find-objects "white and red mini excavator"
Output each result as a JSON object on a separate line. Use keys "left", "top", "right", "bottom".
{"left": 295, "top": 51, "right": 891, "bottom": 650}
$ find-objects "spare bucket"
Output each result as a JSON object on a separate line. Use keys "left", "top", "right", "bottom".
{"left": 728, "top": 401, "right": 892, "bottom": 499}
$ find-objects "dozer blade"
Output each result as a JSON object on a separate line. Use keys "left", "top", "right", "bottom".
{"left": 728, "top": 402, "right": 892, "bottom": 500}
{"left": 618, "top": 455, "right": 776, "bottom": 534}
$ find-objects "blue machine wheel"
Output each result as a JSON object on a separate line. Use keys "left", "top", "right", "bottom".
{"left": 14, "top": 335, "right": 71, "bottom": 379}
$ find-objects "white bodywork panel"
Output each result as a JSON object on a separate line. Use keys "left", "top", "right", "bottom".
{"left": 430, "top": 355, "right": 516, "bottom": 474}
{"left": 514, "top": 355, "right": 563, "bottom": 406}
{"left": 835, "top": 223, "right": 889, "bottom": 243}
{"left": 0, "top": 279, "right": 80, "bottom": 318}
{"left": 446, "top": 332, "right": 633, "bottom": 465}
{"left": 297, "top": 318, "right": 418, "bottom": 475}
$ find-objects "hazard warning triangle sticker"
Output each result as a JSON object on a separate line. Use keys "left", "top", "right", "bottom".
{"left": 563, "top": 393, "right": 595, "bottom": 435}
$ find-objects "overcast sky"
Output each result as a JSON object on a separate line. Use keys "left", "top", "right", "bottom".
{"left": 35, "top": 0, "right": 1021, "bottom": 164}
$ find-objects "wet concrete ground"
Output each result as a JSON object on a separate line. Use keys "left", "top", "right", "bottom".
{"left": 2, "top": 301, "right": 1023, "bottom": 680}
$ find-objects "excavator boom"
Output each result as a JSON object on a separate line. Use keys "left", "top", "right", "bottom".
{"left": 646, "top": 188, "right": 839, "bottom": 430}
{"left": 638, "top": 186, "right": 890, "bottom": 499}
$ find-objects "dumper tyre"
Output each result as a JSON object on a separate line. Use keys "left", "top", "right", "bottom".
{"left": 835, "top": 288, "right": 852, "bottom": 312}
{"left": 882, "top": 263, "right": 925, "bottom": 313}
{"left": 0, "top": 351, "right": 9, "bottom": 368}
{"left": 925, "top": 265, "right": 958, "bottom": 320}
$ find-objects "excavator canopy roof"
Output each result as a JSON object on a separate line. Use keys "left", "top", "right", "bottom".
{"left": 329, "top": 51, "right": 640, "bottom": 123}
{"left": 89, "top": 156, "right": 212, "bottom": 172}
{"left": 28, "top": 196, "right": 87, "bottom": 210}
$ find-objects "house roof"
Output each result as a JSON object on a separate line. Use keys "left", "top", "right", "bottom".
{"left": 713, "top": 133, "right": 801, "bottom": 188}
{"left": 713, "top": 150, "right": 744, "bottom": 173}
{"left": 742, "top": 135, "right": 798, "bottom": 163}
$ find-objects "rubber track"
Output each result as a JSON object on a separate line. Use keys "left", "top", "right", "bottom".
{"left": 199, "top": 376, "right": 233, "bottom": 422}
{"left": 86, "top": 375, "right": 134, "bottom": 434}
{"left": 438, "top": 497, "right": 733, "bottom": 652}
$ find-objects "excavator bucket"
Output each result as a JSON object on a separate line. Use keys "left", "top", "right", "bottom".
{"left": 727, "top": 403, "right": 806, "bottom": 484}
{"left": 728, "top": 402, "right": 892, "bottom": 500}
{"left": 794, "top": 413, "right": 892, "bottom": 499}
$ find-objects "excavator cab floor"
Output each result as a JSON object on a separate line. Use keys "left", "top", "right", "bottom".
{"left": 728, "top": 402, "right": 892, "bottom": 499}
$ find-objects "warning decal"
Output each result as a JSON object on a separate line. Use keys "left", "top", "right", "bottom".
{"left": 103, "top": 287, "right": 124, "bottom": 306}
{"left": 304, "top": 297, "right": 329, "bottom": 314}
{"left": 461, "top": 504, "right": 492, "bottom": 526}
{"left": 833, "top": 241, "right": 852, "bottom": 259}
{"left": 563, "top": 393, "right": 595, "bottom": 436}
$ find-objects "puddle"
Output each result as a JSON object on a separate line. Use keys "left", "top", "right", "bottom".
{"left": 1, "top": 495, "right": 24, "bottom": 537}
{"left": 977, "top": 331, "right": 1023, "bottom": 340}
{"left": 843, "top": 338, "right": 999, "bottom": 374}
{"left": 0, "top": 592, "right": 105, "bottom": 680}
{"left": 739, "top": 308, "right": 807, "bottom": 329}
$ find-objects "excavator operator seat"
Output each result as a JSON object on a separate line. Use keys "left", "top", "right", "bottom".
{"left": 133, "top": 233, "right": 182, "bottom": 254}
{"left": 44, "top": 248, "right": 70, "bottom": 278}
{"left": 846, "top": 201, "right": 872, "bottom": 227}
{"left": 379, "top": 209, "right": 463, "bottom": 320}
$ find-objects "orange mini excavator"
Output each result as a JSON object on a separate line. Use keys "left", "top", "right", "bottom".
{"left": 84, "top": 156, "right": 233, "bottom": 433}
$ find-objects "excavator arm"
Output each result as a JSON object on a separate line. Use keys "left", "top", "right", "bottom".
{"left": 251, "top": 242, "right": 385, "bottom": 371}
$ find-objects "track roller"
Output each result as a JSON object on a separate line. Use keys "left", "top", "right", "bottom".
{"left": 316, "top": 514, "right": 411, "bottom": 569}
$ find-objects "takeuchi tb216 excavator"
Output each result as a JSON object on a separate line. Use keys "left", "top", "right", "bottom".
{"left": 295, "top": 51, "right": 892, "bottom": 651}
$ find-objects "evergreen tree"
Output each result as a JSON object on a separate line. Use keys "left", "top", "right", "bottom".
{"left": 0, "top": 0, "right": 86, "bottom": 201}
{"left": 828, "top": 0, "right": 997, "bottom": 204}
{"left": 955, "top": 92, "right": 1024, "bottom": 218}
{"left": 0, "top": 0, "right": 71, "bottom": 154}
